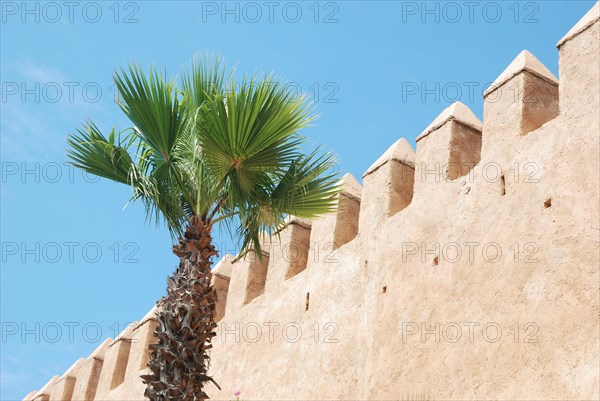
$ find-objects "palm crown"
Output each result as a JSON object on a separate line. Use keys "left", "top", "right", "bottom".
{"left": 67, "top": 55, "right": 340, "bottom": 254}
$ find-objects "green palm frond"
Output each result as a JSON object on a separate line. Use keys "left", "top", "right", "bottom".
{"left": 132, "top": 173, "right": 188, "bottom": 238}
{"left": 66, "top": 121, "right": 136, "bottom": 185}
{"left": 226, "top": 147, "right": 340, "bottom": 255}
{"left": 114, "top": 65, "right": 186, "bottom": 165}
{"left": 181, "top": 52, "right": 231, "bottom": 111}
{"left": 67, "top": 54, "right": 340, "bottom": 250}
{"left": 195, "top": 75, "right": 314, "bottom": 193}
{"left": 270, "top": 148, "right": 341, "bottom": 217}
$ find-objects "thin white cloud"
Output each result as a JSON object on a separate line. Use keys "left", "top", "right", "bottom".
{"left": 0, "top": 102, "right": 61, "bottom": 161}
{"left": 16, "top": 60, "right": 69, "bottom": 83}
{"left": 1, "top": 59, "right": 107, "bottom": 161}
{"left": 0, "top": 369, "right": 32, "bottom": 387}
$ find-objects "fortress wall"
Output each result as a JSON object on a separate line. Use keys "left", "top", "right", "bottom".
{"left": 24, "top": 3, "right": 599, "bottom": 400}
{"left": 357, "top": 7, "right": 599, "bottom": 398}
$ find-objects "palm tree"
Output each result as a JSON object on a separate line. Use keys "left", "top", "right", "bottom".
{"left": 67, "top": 55, "right": 340, "bottom": 401}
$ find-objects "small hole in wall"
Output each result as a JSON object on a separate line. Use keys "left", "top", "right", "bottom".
{"left": 433, "top": 256, "right": 439, "bottom": 266}
{"left": 544, "top": 198, "right": 552, "bottom": 208}
{"left": 500, "top": 175, "right": 506, "bottom": 196}
{"left": 305, "top": 292, "right": 310, "bottom": 311}
{"left": 382, "top": 286, "right": 387, "bottom": 294}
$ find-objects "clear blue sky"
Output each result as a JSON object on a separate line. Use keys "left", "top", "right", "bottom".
{"left": 0, "top": 1, "right": 595, "bottom": 399}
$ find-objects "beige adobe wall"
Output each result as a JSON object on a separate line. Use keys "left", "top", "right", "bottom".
{"left": 24, "top": 3, "right": 599, "bottom": 400}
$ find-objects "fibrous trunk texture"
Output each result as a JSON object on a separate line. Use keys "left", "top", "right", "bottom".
{"left": 142, "top": 216, "right": 219, "bottom": 401}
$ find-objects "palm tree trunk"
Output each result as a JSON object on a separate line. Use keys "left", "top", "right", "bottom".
{"left": 142, "top": 215, "right": 220, "bottom": 401}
